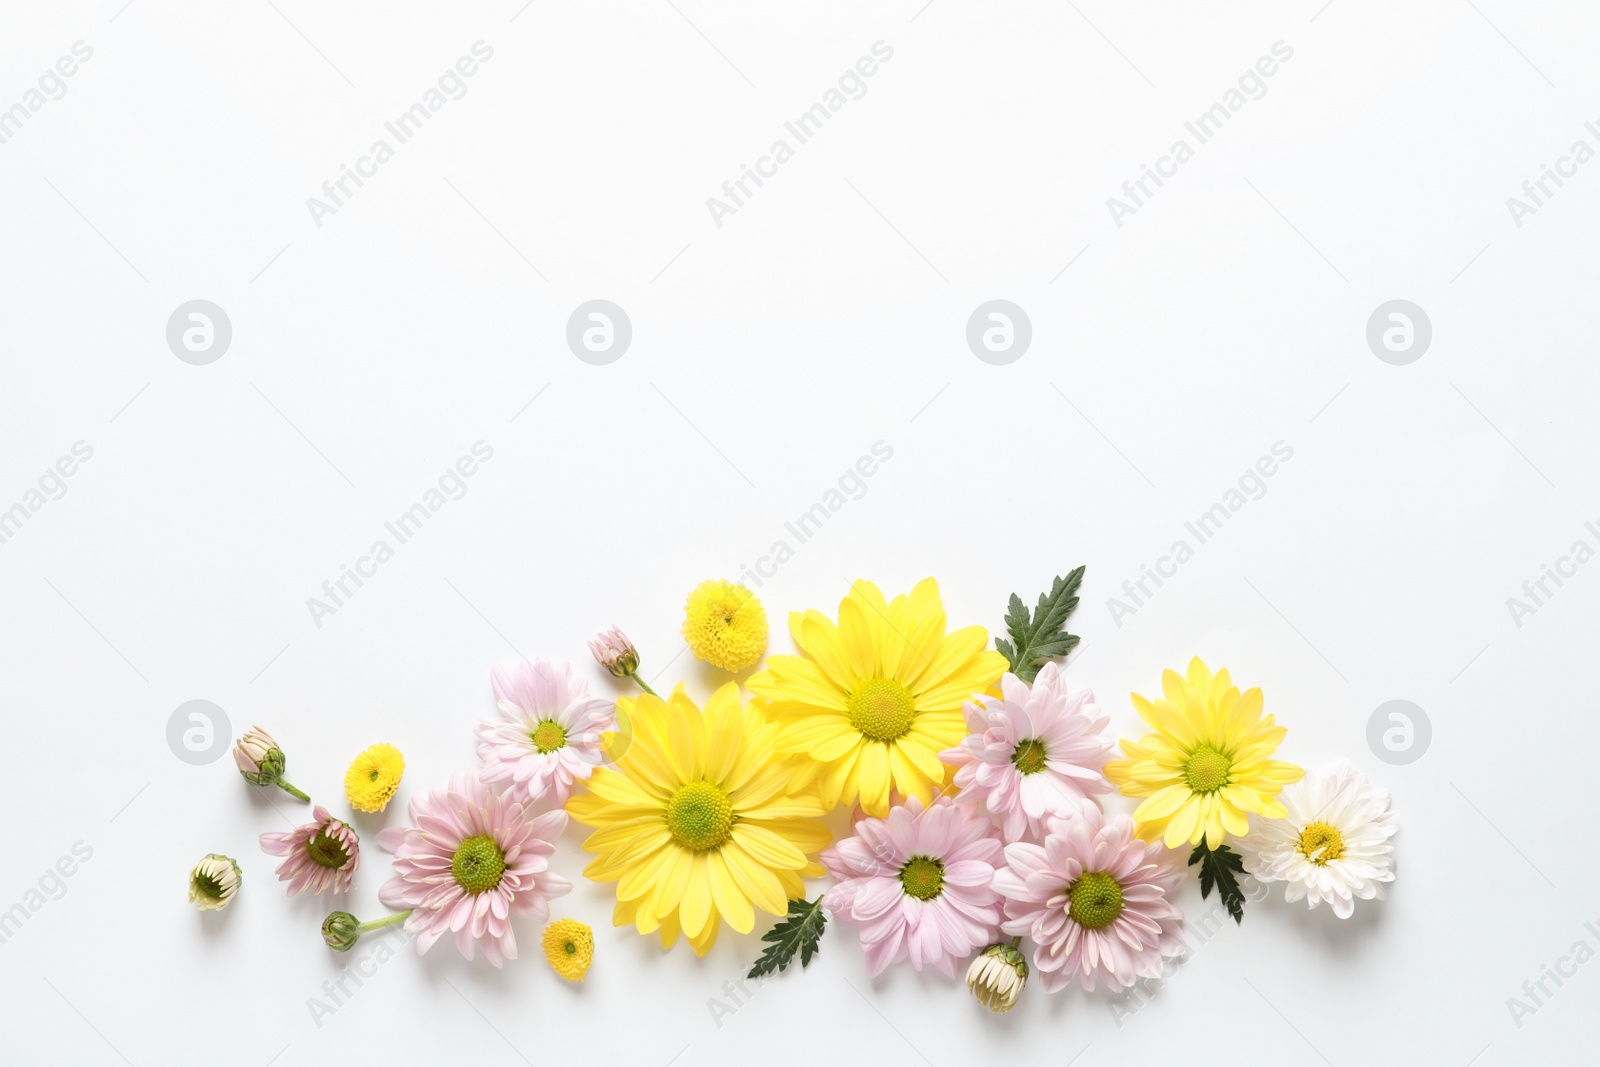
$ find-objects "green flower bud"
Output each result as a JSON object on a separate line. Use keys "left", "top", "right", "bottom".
{"left": 322, "top": 911, "right": 362, "bottom": 952}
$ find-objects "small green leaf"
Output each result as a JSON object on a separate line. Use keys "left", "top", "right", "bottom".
{"left": 995, "top": 567, "right": 1085, "bottom": 682}
{"left": 1188, "top": 842, "right": 1247, "bottom": 924}
{"left": 747, "top": 896, "right": 828, "bottom": 979}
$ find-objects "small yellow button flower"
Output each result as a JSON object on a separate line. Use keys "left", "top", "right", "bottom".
{"left": 681, "top": 579, "right": 767, "bottom": 671}
{"left": 542, "top": 919, "right": 594, "bottom": 981}
{"left": 344, "top": 743, "right": 405, "bottom": 813}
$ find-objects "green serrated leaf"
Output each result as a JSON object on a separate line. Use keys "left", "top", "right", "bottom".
{"left": 747, "top": 896, "right": 827, "bottom": 979}
{"left": 996, "top": 567, "right": 1085, "bottom": 682}
{"left": 1188, "top": 842, "right": 1247, "bottom": 924}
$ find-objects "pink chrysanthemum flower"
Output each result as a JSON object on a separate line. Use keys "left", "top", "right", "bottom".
{"left": 377, "top": 772, "right": 570, "bottom": 966}
{"left": 993, "top": 807, "right": 1185, "bottom": 992}
{"left": 822, "top": 795, "right": 1004, "bottom": 978}
{"left": 941, "top": 663, "right": 1112, "bottom": 843}
{"left": 475, "top": 658, "right": 616, "bottom": 808}
{"left": 260, "top": 805, "right": 360, "bottom": 896}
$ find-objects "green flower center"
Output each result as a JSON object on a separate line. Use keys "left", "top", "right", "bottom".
{"left": 531, "top": 719, "right": 567, "bottom": 754}
{"left": 563, "top": 941, "right": 578, "bottom": 956}
{"left": 1012, "top": 738, "right": 1047, "bottom": 775}
{"left": 306, "top": 827, "right": 350, "bottom": 869}
{"left": 192, "top": 871, "right": 225, "bottom": 900}
{"left": 848, "top": 678, "right": 915, "bottom": 742}
{"left": 451, "top": 834, "right": 507, "bottom": 894}
{"left": 665, "top": 781, "right": 734, "bottom": 851}
{"left": 899, "top": 855, "right": 945, "bottom": 901}
{"left": 1296, "top": 821, "right": 1346, "bottom": 865}
{"left": 1183, "top": 744, "right": 1232, "bottom": 794}
{"left": 1067, "top": 871, "right": 1124, "bottom": 929}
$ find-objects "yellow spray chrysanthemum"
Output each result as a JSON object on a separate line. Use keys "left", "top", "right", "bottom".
{"left": 747, "top": 578, "right": 1008, "bottom": 817}
{"left": 1104, "top": 657, "right": 1304, "bottom": 850}
{"left": 343, "top": 743, "right": 405, "bottom": 813}
{"left": 682, "top": 579, "right": 768, "bottom": 671}
{"left": 542, "top": 919, "right": 594, "bottom": 981}
{"left": 566, "top": 682, "right": 829, "bottom": 957}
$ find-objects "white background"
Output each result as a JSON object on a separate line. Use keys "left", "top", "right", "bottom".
{"left": 1, "top": 2, "right": 1596, "bottom": 1065}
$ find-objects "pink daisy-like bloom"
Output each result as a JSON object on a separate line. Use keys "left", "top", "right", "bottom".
{"left": 993, "top": 806, "right": 1185, "bottom": 992}
{"left": 377, "top": 772, "right": 570, "bottom": 966}
{"left": 941, "top": 663, "right": 1113, "bottom": 843}
{"left": 475, "top": 658, "right": 616, "bottom": 808}
{"left": 822, "top": 795, "right": 1004, "bottom": 978}
{"left": 259, "top": 805, "right": 360, "bottom": 896}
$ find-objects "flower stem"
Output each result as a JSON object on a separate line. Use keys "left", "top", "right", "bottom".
{"left": 631, "top": 674, "right": 659, "bottom": 698}
{"left": 277, "top": 779, "right": 311, "bottom": 802}
{"left": 359, "top": 910, "right": 411, "bottom": 933}
{"left": 1008, "top": 936, "right": 1022, "bottom": 949}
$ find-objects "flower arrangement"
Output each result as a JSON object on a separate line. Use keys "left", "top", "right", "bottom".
{"left": 196, "top": 566, "right": 1398, "bottom": 1014}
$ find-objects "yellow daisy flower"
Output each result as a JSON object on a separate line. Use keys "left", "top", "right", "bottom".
{"left": 1104, "top": 657, "right": 1304, "bottom": 850}
{"left": 566, "top": 683, "right": 829, "bottom": 957}
{"left": 747, "top": 578, "right": 1008, "bottom": 817}
{"left": 344, "top": 743, "right": 405, "bottom": 813}
{"left": 682, "top": 579, "right": 768, "bottom": 671}
{"left": 542, "top": 919, "right": 594, "bottom": 981}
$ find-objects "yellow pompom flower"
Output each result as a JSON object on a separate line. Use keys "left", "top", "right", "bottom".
{"left": 542, "top": 919, "right": 594, "bottom": 981}
{"left": 1104, "top": 657, "right": 1304, "bottom": 850}
{"left": 681, "top": 579, "right": 768, "bottom": 671}
{"left": 343, "top": 743, "right": 405, "bottom": 813}
{"left": 566, "top": 682, "right": 829, "bottom": 956}
{"left": 747, "top": 578, "right": 1008, "bottom": 817}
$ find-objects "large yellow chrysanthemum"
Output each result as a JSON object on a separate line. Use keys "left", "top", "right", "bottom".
{"left": 1104, "top": 657, "right": 1304, "bottom": 850}
{"left": 566, "top": 682, "right": 829, "bottom": 956}
{"left": 747, "top": 578, "right": 1008, "bottom": 817}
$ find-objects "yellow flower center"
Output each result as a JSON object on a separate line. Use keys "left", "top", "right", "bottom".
{"left": 665, "top": 781, "right": 734, "bottom": 851}
{"left": 451, "top": 834, "right": 507, "bottom": 894}
{"left": 848, "top": 678, "right": 915, "bottom": 742}
{"left": 1295, "top": 822, "right": 1346, "bottom": 865}
{"left": 531, "top": 719, "right": 567, "bottom": 754}
{"left": 1012, "top": 738, "right": 1047, "bottom": 775}
{"left": 899, "top": 855, "right": 945, "bottom": 901}
{"left": 1183, "top": 744, "right": 1232, "bottom": 793}
{"left": 1067, "top": 871, "right": 1124, "bottom": 929}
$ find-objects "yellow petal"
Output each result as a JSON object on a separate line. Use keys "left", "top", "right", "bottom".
{"left": 720, "top": 838, "right": 788, "bottom": 915}
{"left": 856, "top": 742, "right": 892, "bottom": 816}
{"left": 836, "top": 595, "right": 878, "bottom": 680}
{"left": 708, "top": 852, "right": 755, "bottom": 933}
{"left": 679, "top": 854, "right": 713, "bottom": 938}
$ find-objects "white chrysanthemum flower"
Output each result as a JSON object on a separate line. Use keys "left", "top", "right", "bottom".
{"left": 1240, "top": 764, "right": 1396, "bottom": 919}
